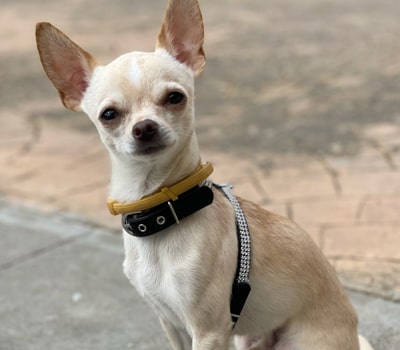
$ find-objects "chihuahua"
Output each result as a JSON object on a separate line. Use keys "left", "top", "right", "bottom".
{"left": 36, "top": 0, "right": 374, "bottom": 349}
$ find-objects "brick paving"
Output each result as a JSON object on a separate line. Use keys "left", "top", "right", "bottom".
{"left": 1, "top": 0, "right": 399, "bottom": 305}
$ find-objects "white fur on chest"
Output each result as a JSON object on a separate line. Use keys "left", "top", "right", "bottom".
{"left": 122, "top": 220, "right": 205, "bottom": 330}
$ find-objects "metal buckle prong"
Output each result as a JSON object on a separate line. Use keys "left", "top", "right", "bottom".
{"left": 167, "top": 201, "right": 180, "bottom": 224}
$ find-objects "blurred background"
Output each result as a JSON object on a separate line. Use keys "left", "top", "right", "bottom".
{"left": 1, "top": 0, "right": 400, "bottom": 348}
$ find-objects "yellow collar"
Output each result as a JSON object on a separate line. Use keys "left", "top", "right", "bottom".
{"left": 107, "top": 162, "right": 214, "bottom": 215}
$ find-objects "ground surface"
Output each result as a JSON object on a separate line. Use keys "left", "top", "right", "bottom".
{"left": 1, "top": 200, "right": 399, "bottom": 349}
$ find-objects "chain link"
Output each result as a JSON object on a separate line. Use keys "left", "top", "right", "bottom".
{"left": 217, "top": 184, "right": 251, "bottom": 284}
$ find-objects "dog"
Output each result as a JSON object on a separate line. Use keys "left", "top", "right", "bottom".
{"left": 36, "top": 0, "right": 374, "bottom": 349}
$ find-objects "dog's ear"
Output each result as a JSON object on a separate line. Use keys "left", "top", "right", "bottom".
{"left": 36, "top": 22, "right": 98, "bottom": 111}
{"left": 156, "top": 0, "right": 205, "bottom": 77}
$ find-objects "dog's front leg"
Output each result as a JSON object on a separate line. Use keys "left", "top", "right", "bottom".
{"left": 191, "top": 318, "right": 232, "bottom": 350}
{"left": 160, "top": 318, "right": 192, "bottom": 350}
{"left": 192, "top": 332, "right": 231, "bottom": 350}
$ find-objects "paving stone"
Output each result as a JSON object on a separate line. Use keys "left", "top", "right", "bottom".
{"left": 291, "top": 197, "right": 360, "bottom": 225}
{"left": 339, "top": 171, "right": 400, "bottom": 197}
{"left": 358, "top": 197, "right": 400, "bottom": 224}
{"left": 25, "top": 123, "right": 102, "bottom": 157}
{"left": 6, "top": 152, "right": 109, "bottom": 202}
{"left": 230, "top": 177, "right": 267, "bottom": 204}
{"left": 323, "top": 225, "right": 400, "bottom": 260}
{"left": 204, "top": 151, "right": 259, "bottom": 184}
{"left": 333, "top": 258, "right": 400, "bottom": 302}
{"left": 363, "top": 122, "right": 400, "bottom": 141}
{"left": 259, "top": 173, "right": 336, "bottom": 201}
{"left": 53, "top": 187, "right": 120, "bottom": 230}
{"left": 324, "top": 149, "right": 393, "bottom": 173}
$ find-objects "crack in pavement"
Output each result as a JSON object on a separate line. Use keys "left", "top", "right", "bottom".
{"left": 355, "top": 195, "right": 369, "bottom": 223}
{"left": 18, "top": 114, "right": 42, "bottom": 155}
{"left": 316, "top": 156, "right": 342, "bottom": 196}
{"left": 367, "top": 138, "right": 397, "bottom": 171}
{"left": 343, "top": 284, "right": 400, "bottom": 303}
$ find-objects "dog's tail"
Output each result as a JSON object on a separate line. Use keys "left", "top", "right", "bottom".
{"left": 359, "top": 334, "right": 374, "bottom": 350}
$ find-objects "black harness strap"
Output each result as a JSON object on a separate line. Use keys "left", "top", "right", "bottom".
{"left": 214, "top": 184, "right": 252, "bottom": 328}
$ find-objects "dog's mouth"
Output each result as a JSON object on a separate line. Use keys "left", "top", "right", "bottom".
{"left": 135, "top": 143, "right": 167, "bottom": 156}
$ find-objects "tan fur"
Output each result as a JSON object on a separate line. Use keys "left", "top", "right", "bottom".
{"left": 156, "top": 0, "right": 206, "bottom": 76}
{"left": 35, "top": 0, "right": 374, "bottom": 349}
{"left": 36, "top": 23, "right": 97, "bottom": 111}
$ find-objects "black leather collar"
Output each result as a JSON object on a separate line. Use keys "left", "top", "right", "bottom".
{"left": 122, "top": 185, "right": 214, "bottom": 237}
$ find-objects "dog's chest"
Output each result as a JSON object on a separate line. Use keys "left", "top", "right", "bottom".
{"left": 136, "top": 258, "right": 184, "bottom": 325}
{"left": 122, "top": 231, "right": 198, "bottom": 327}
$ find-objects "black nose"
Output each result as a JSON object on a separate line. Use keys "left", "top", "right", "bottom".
{"left": 132, "top": 119, "right": 159, "bottom": 141}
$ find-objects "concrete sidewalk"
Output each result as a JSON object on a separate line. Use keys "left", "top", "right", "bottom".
{"left": 0, "top": 199, "right": 168, "bottom": 350}
{"left": 1, "top": 199, "right": 399, "bottom": 350}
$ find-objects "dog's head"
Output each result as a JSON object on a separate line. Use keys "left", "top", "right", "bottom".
{"left": 36, "top": 0, "right": 205, "bottom": 161}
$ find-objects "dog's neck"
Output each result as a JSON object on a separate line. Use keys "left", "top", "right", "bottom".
{"left": 108, "top": 134, "right": 201, "bottom": 203}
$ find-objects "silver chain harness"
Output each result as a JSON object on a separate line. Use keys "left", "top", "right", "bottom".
{"left": 217, "top": 184, "right": 251, "bottom": 284}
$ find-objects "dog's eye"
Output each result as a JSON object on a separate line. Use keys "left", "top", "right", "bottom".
{"left": 101, "top": 108, "right": 119, "bottom": 122}
{"left": 167, "top": 91, "right": 185, "bottom": 105}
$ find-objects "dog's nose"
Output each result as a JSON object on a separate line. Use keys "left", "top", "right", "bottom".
{"left": 132, "top": 119, "right": 159, "bottom": 141}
